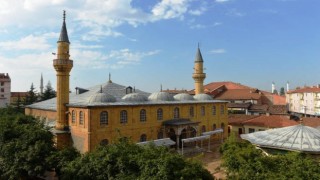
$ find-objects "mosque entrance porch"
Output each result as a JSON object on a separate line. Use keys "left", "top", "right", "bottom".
{"left": 162, "top": 119, "right": 200, "bottom": 149}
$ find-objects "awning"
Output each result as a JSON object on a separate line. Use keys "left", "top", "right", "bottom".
{"left": 136, "top": 138, "right": 176, "bottom": 147}
{"left": 202, "top": 128, "right": 223, "bottom": 136}
{"left": 162, "top": 118, "right": 200, "bottom": 126}
{"left": 182, "top": 135, "right": 210, "bottom": 143}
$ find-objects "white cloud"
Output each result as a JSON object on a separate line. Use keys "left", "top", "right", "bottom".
{"left": 0, "top": 34, "right": 52, "bottom": 51}
{"left": 190, "top": 24, "right": 206, "bottom": 29}
{"left": 213, "top": 22, "right": 222, "bottom": 26}
{"left": 189, "top": 6, "right": 207, "bottom": 16}
{"left": 209, "top": 49, "right": 226, "bottom": 54}
{"left": 151, "top": 0, "right": 189, "bottom": 20}
{"left": 227, "top": 9, "right": 246, "bottom": 17}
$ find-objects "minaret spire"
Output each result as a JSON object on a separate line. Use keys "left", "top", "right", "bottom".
{"left": 192, "top": 45, "right": 206, "bottom": 94}
{"left": 108, "top": 73, "right": 112, "bottom": 83}
{"left": 40, "top": 73, "right": 44, "bottom": 95}
{"left": 58, "top": 10, "right": 70, "bottom": 43}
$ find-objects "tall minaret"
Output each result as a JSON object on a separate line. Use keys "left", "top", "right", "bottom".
{"left": 40, "top": 73, "right": 44, "bottom": 95}
{"left": 192, "top": 45, "right": 206, "bottom": 95}
{"left": 53, "top": 11, "right": 73, "bottom": 131}
{"left": 272, "top": 81, "right": 275, "bottom": 94}
{"left": 286, "top": 81, "right": 290, "bottom": 92}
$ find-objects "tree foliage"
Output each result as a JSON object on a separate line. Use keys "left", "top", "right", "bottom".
{"left": 0, "top": 107, "right": 55, "bottom": 179}
{"left": 61, "top": 139, "right": 213, "bottom": 180}
{"left": 24, "top": 83, "right": 38, "bottom": 105}
{"left": 41, "top": 81, "right": 56, "bottom": 101}
{"left": 220, "top": 133, "right": 320, "bottom": 180}
{"left": 280, "top": 87, "right": 285, "bottom": 96}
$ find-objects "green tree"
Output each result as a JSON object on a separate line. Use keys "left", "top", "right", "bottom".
{"left": 220, "top": 133, "right": 320, "bottom": 179}
{"left": 61, "top": 140, "right": 213, "bottom": 180}
{"left": 25, "top": 83, "right": 38, "bottom": 105}
{"left": 41, "top": 81, "right": 56, "bottom": 101}
{"left": 0, "top": 108, "right": 55, "bottom": 179}
{"left": 280, "top": 87, "right": 285, "bottom": 96}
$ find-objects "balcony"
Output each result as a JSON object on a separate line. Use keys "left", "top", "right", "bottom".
{"left": 53, "top": 59, "right": 73, "bottom": 66}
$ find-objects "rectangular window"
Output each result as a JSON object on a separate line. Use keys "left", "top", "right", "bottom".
{"left": 0, "top": 82, "right": 3, "bottom": 86}
{"left": 220, "top": 105, "right": 225, "bottom": 115}
{"left": 0, "top": 88, "right": 4, "bottom": 92}
{"left": 200, "top": 106, "right": 205, "bottom": 116}
{"left": 249, "top": 128, "right": 255, "bottom": 133}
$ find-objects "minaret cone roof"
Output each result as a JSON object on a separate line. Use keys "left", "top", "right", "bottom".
{"left": 194, "top": 47, "right": 203, "bottom": 62}
{"left": 58, "top": 10, "right": 70, "bottom": 43}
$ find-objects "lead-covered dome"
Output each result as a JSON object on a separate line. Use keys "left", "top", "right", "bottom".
{"left": 122, "top": 93, "right": 148, "bottom": 102}
{"left": 193, "top": 93, "right": 213, "bottom": 101}
{"left": 148, "top": 92, "right": 174, "bottom": 101}
{"left": 89, "top": 92, "right": 116, "bottom": 103}
{"left": 174, "top": 93, "right": 194, "bottom": 101}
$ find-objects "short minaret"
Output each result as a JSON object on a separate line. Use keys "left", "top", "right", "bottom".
{"left": 53, "top": 11, "right": 73, "bottom": 132}
{"left": 286, "top": 81, "right": 290, "bottom": 92}
{"left": 272, "top": 81, "right": 275, "bottom": 94}
{"left": 192, "top": 46, "right": 206, "bottom": 95}
{"left": 40, "top": 73, "right": 44, "bottom": 95}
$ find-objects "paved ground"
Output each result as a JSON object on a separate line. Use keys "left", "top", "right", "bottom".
{"left": 184, "top": 141, "right": 226, "bottom": 180}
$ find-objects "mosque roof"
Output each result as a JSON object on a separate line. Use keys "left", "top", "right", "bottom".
{"left": 241, "top": 124, "right": 320, "bottom": 154}
{"left": 27, "top": 81, "right": 227, "bottom": 111}
{"left": 173, "top": 93, "right": 194, "bottom": 101}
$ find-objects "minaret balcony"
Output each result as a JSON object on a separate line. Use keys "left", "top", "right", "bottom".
{"left": 192, "top": 73, "right": 206, "bottom": 79}
{"left": 53, "top": 59, "right": 73, "bottom": 66}
{"left": 53, "top": 59, "right": 73, "bottom": 72}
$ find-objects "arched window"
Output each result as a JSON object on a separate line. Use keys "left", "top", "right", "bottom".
{"left": 100, "top": 111, "right": 108, "bottom": 125}
{"left": 79, "top": 111, "right": 84, "bottom": 125}
{"left": 220, "top": 105, "right": 225, "bottom": 115}
{"left": 140, "top": 134, "right": 147, "bottom": 142}
{"left": 120, "top": 110, "right": 128, "bottom": 124}
{"left": 201, "top": 125, "right": 206, "bottom": 133}
{"left": 212, "top": 105, "right": 216, "bottom": 115}
{"left": 213, "top": 124, "right": 216, "bottom": 130}
{"left": 189, "top": 106, "right": 194, "bottom": 117}
{"left": 71, "top": 110, "right": 76, "bottom": 124}
{"left": 201, "top": 106, "right": 205, "bottom": 116}
{"left": 140, "top": 109, "right": 147, "bottom": 122}
{"left": 221, "top": 123, "right": 225, "bottom": 131}
{"left": 157, "top": 131, "right": 164, "bottom": 139}
{"left": 174, "top": 107, "right": 180, "bottom": 119}
{"left": 157, "top": 108, "right": 163, "bottom": 120}
{"left": 100, "top": 139, "right": 109, "bottom": 146}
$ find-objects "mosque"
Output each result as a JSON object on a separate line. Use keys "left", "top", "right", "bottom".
{"left": 25, "top": 12, "right": 228, "bottom": 153}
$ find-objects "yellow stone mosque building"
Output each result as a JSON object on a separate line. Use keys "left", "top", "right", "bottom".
{"left": 25, "top": 12, "right": 228, "bottom": 153}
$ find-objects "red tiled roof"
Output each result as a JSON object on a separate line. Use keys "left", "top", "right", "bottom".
{"left": 268, "top": 105, "right": 288, "bottom": 115}
{"left": 227, "top": 103, "right": 251, "bottom": 108}
{"left": 203, "top": 81, "right": 252, "bottom": 91}
{"left": 243, "top": 115, "right": 298, "bottom": 128}
{"left": 215, "top": 89, "right": 261, "bottom": 100}
{"left": 228, "top": 115, "right": 259, "bottom": 126}
{"left": 249, "top": 104, "right": 269, "bottom": 112}
{"left": 287, "top": 87, "right": 320, "bottom": 94}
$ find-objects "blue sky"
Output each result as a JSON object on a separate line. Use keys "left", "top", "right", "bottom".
{"left": 1, "top": 0, "right": 320, "bottom": 93}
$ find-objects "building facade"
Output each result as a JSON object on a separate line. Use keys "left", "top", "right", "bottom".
{"left": 25, "top": 12, "right": 228, "bottom": 153}
{"left": 0, "top": 73, "right": 11, "bottom": 108}
{"left": 286, "top": 86, "right": 320, "bottom": 116}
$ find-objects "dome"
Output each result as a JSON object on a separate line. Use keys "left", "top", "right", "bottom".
{"left": 122, "top": 93, "right": 148, "bottom": 102}
{"left": 174, "top": 93, "right": 194, "bottom": 101}
{"left": 193, "top": 93, "right": 213, "bottom": 101}
{"left": 89, "top": 92, "right": 116, "bottom": 103}
{"left": 148, "top": 92, "right": 174, "bottom": 101}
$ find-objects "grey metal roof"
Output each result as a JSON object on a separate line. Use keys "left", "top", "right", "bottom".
{"left": 148, "top": 92, "right": 174, "bottom": 101}
{"left": 193, "top": 93, "right": 213, "bottom": 101}
{"left": 88, "top": 92, "right": 116, "bottom": 103}
{"left": 57, "top": 11, "right": 70, "bottom": 43}
{"left": 122, "top": 93, "right": 148, "bottom": 102}
{"left": 194, "top": 47, "right": 203, "bottom": 62}
{"left": 136, "top": 138, "right": 176, "bottom": 147}
{"left": 27, "top": 81, "right": 228, "bottom": 111}
{"left": 241, "top": 124, "right": 320, "bottom": 153}
{"left": 174, "top": 93, "right": 194, "bottom": 101}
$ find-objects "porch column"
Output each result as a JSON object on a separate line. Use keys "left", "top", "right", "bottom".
{"left": 176, "top": 135, "right": 180, "bottom": 150}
